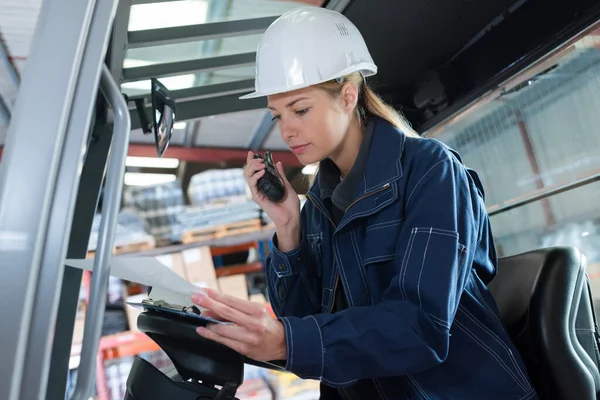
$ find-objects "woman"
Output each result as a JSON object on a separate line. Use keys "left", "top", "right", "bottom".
{"left": 192, "top": 6, "right": 537, "bottom": 400}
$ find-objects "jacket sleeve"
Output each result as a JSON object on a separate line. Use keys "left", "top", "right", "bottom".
{"left": 278, "top": 155, "right": 483, "bottom": 387}
{"left": 266, "top": 206, "right": 322, "bottom": 318}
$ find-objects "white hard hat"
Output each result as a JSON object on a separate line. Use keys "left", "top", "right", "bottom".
{"left": 240, "top": 7, "right": 377, "bottom": 99}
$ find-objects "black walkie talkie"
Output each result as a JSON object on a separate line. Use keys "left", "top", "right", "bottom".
{"left": 253, "top": 151, "right": 286, "bottom": 202}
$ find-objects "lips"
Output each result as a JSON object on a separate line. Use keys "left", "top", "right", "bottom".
{"left": 290, "top": 144, "right": 310, "bottom": 155}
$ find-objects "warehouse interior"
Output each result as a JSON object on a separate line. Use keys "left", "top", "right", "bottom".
{"left": 2, "top": 0, "right": 600, "bottom": 399}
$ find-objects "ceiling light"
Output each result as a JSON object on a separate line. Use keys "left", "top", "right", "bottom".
{"left": 124, "top": 172, "right": 177, "bottom": 187}
{"left": 128, "top": 0, "right": 209, "bottom": 31}
{"left": 302, "top": 164, "right": 318, "bottom": 175}
{"left": 126, "top": 157, "right": 180, "bottom": 169}
{"left": 174, "top": 122, "right": 187, "bottom": 130}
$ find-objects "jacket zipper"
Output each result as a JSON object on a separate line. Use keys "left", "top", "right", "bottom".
{"left": 306, "top": 182, "right": 391, "bottom": 312}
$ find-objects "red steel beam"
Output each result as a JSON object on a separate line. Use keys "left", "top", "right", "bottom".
{"left": 128, "top": 144, "right": 302, "bottom": 167}
{"left": 0, "top": 145, "right": 302, "bottom": 167}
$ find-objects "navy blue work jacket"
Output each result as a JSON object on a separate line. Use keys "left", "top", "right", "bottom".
{"left": 265, "top": 117, "right": 538, "bottom": 399}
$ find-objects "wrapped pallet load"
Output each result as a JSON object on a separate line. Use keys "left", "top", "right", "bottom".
{"left": 187, "top": 168, "right": 248, "bottom": 205}
{"left": 122, "top": 180, "right": 186, "bottom": 244}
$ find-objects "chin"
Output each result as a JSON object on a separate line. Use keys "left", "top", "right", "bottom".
{"left": 295, "top": 151, "right": 322, "bottom": 166}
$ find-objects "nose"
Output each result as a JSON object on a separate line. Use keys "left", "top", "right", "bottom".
{"left": 279, "top": 118, "right": 298, "bottom": 143}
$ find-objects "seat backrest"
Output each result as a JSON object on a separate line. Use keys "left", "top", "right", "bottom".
{"left": 487, "top": 246, "right": 600, "bottom": 400}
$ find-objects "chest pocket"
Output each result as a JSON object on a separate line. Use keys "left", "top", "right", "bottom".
{"left": 359, "top": 219, "right": 405, "bottom": 303}
{"left": 362, "top": 218, "right": 404, "bottom": 267}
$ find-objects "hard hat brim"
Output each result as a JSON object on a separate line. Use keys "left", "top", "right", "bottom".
{"left": 239, "top": 63, "right": 378, "bottom": 100}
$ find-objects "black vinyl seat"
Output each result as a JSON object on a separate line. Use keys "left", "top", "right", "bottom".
{"left": 488, "top": 246, "right": 600, "bottom": 400}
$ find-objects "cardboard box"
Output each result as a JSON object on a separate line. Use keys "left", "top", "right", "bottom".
{"left": 182, "top": 246, "right": 219, "bottom": 290}
{"left": 155, "top": 252, "right": 187, "bottom": 279}
{"left": 218, "top": 275, "right": 249, "bottom": 301}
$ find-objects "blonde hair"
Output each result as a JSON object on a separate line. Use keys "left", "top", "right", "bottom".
{"left": 316, "top": 72, "right": 421, "bottom": 138}
{"left": 303, "top": 73, "right": 420, "bottom": 188}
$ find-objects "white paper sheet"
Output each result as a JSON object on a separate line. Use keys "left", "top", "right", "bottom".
{"left": 65, "top": 256, "right": 205, "bottom": 307}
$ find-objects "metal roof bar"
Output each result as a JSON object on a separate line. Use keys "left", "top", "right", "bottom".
{"left": 129, "top": 92, "right": 265, "bottom": 129}
{"left": 107, "top": 0, "right": 132, "bottom": 84}
{"left": 128, "top": 16, "right": 278, "bottom": 48}
{"left": 127, "top": 78, "right": 255, "bottom": 101}
{"left": 122, "top": 52, "right": 255, "bottom": 82}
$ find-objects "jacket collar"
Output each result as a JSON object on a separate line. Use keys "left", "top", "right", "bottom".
{"left": 307, "top": 117, "right": 406, "bottom": 203}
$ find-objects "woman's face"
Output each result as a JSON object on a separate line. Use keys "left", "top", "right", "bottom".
{"left": 267, "top": 85, "right": 357, "bottom": 165}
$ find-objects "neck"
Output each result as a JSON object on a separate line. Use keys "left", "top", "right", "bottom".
{"left": 330, "top": 119, "right": 364, "bottom": 177}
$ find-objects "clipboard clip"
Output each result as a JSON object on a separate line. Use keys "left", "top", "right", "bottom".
{"left": 141, "top": 298, "right": 202, "bottom": 316}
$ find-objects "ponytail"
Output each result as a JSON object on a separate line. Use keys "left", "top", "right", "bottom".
{"left": 317, "top": 72, "right": 420, "bottom": 138}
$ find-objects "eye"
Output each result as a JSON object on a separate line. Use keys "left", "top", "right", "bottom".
{"left": 270, "top": 114, "right": 281, "bottom": 121}
{"left": 295, "top": 108, "right": 309, "bottom": 116}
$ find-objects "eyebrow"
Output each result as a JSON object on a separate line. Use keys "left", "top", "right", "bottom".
{"left": 267, "top": 97, "right": 310, "bottom": 111}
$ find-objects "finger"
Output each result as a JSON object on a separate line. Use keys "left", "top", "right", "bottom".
{"left": 245, "top": 169, "right": 266, "bottom": 201}
{"left": 249, "top": 169, "right": 266, "bottom": 189}
{"left": 244, "top": 160, "right": 265, "bottom": 180}
{"left": 192, "top": 292, "right": 258, "bottom": 327}
{"left": 197, "top": 326, "right": 249, "bottom": 355}
{"left": 206, "top": 288, "right": 263, "bottom": 316}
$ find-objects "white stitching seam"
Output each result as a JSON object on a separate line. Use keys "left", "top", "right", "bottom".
{"left": 458, "top": 306, "right": 533, "bottom": 391}
{"left": 366, "top": 218, "right": 404, "bottom": 232}
{"left": 307, "top": 316, "right": 325, "bottom": 379}
{"left": 363, "top": 254, "right": 395, "bottom": 265}
{"left": 407, "top": 375, "right": 430, "bottom": 399}
{"left": 374, "top": 379, "right": 389, "bottom": 400}
{"left": 351, "top": 230, "right": 371, "bottom": 300}
{"left": 518, "top": 390, "right": 538, "bottom": 400}
{"left": 399, "top": 228, "right": 418, "bottom": 300}
{"left": 454, "top": 320, "right": 531, "bottom": 393}
{"left": 417, "top": 228, "right": 432, "bottom": 307}
{"left": 406, "top": 158, "right": 449, "bottom": 207}
{"left": 281, "top": 318, "right": 293, "bottom": 372}
{"left": 427, "top": 313, "right": 450, "bottom": 330}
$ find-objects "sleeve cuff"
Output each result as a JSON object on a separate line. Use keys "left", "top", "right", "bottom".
{"left": 280, "top": 316, "right": 324, "bottom": 380}
{"left": 270, "top": 233, "right": 308, "bottom": 278}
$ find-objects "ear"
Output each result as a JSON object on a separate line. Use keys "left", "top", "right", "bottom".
{"left": 340, "top": 82, "right": 359, "bottom": 114}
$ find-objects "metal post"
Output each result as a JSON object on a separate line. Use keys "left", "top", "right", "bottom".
{"left": 69, "top": 64, "right": 131, "bottom": 400}
{"left": 20, "top": 0, "right": 119, "bottom": 396}
{"left": 0, "top": 0, "right": 119, "bottom": 399}
{"left": 46, "top": 125, "right": 114, "bottom": 400}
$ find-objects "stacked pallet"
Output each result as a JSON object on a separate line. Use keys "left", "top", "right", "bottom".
{"left": 87, "top": 209, "right": 155, "bottom": 257}
{"left": 177, "top": 197, "right": 263, "bottom": 243}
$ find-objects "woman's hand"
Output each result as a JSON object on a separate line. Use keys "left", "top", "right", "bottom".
{"left": 244, "top": 151, "right": 300, "bottom": 230}
{"left": 191, "top": 288, "right": 287, "bottom": 362}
